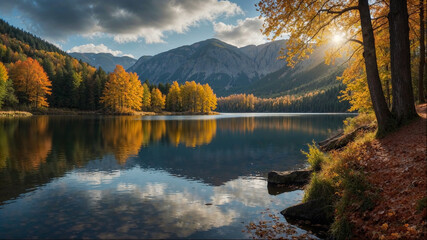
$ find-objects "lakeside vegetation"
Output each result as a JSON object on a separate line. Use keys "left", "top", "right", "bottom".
{"left": 245, "top": 0, "right": 426, "bottom": 239}
{"left": 218, "top": 87, "right": 349, "bottom": 113}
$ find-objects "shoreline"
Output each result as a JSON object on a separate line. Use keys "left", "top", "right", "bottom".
{"left": 0, "top": 109, "right": 220, "bottom": 117}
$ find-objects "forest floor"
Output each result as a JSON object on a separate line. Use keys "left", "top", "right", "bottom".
{"left": 349, "top": 104, "right": 427, "bottom": 239}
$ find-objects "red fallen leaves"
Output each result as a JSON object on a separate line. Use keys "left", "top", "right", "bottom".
{"left": 349, "top": 104, "right": 427, "bottom": 240}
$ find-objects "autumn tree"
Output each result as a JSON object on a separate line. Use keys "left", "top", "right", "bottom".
{"left": 418, "top": 0, "right": 425, "bottom": 103}
{"left": 142, "top": 83, "right": 151, "bottom": 111}
{"left": 202, "top": 84, "right": 217, "bottom": 112}
{"left": 257, "top": 0, "right": 398, "bottom": 134}
{"left": 150, "top": 88, "right": 165, "bottom": 112}
{"left": 0, "top": 62, "right": 8, "bottom": 108}
{"left": 388, "top": 0, "right": 418, "bottom": 123}
{"left": 9, "top": 57, "right": 52, "bottom": 108}
{"left": 100, "top": 65, "right": 143, "bottom": 113}
{"left": 166, "top": 81, "right": 182, "bottom": 112}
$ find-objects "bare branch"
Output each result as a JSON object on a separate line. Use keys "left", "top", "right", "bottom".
{"left": 347, "top": 39, "right": 363, "bottom": 45}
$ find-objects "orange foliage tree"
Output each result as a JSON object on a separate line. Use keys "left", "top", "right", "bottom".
{"left": 9, "top": 57, "right": 52, "bottom": 108}
{"left": 100, "top": 65, "right": 143, "bottom": 113}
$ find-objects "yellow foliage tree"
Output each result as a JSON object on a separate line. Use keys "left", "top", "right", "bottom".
{"left": 166, "top": 81, "right": 182, "bottom": 112}
{"left": 179, "top": 81, "right": 217, "bottom": 113}
{"left": 9, "top": 57, "right": 52, "bottom": 108}
{"left": 141, "top": 83, "right": 151, "bottom": 111}
{"left": 202, "top": 84, "right": 217, "bottom": 112}
{"left": 100, "top": 65, "right": 143, "bottom": 113}
{"left": 150, "top": 87, "right": 165, "bottom": 112}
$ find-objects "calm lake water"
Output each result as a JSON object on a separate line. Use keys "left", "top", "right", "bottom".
{"left": 0, "top": 113, "right": 350, "bottom": 239}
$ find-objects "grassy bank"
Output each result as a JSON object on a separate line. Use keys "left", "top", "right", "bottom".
{"left": 302, "top": 106, "right": 426, "bottom": 239}
{"left": 1, "top": 108, "right": 219, "bottom": 117}
{"left": 0, "top": 111, "right": 32, "bottom": 117}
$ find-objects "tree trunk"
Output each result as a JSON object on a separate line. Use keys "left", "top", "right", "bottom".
{"left": 358, "top": 0, "right": 394, "bottom": 134}
{"left": 388, "top": 0, "right": 418, "bottom": 123}
{"left": 419, "top": 0, "right": 425, "bottom": 103}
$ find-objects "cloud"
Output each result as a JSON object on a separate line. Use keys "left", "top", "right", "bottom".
{"left": 214, "top": 17, "right": 266, "bottom": 47}
{"left": 66, "top": 43, "right": 127, "bottom": 56}
{"left": 122, "top": 53, "right": 136, "bottom": 59}
{"left": 0, "top": 0, "right": 243, "bottom": 44}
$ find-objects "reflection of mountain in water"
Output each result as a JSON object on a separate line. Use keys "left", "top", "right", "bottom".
{"left": 0, "top": 115, "right": 347, "bottom": 204}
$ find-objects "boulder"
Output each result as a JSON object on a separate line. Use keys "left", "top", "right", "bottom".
{"left": 281, "top": 199, "right": 334, "bottom": 225}
{"left": 267, "top": 169, "right": 312, "bottom": 186}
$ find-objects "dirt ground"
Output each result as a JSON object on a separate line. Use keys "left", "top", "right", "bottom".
{"left": 350, "top": 104, "right": 427, "bottom": 239}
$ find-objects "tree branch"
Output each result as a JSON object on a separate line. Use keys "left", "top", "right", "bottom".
{"left": 319, "top": 5, "right": 359, "bottom": 15}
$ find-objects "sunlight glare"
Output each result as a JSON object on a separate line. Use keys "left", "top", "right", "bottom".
{"left": 332, "top": 33, "right": 344, "bottom": 44}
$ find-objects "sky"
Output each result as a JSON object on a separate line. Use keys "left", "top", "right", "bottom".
{"left": 0, "top": 0, "right": 266, "bottom": 59}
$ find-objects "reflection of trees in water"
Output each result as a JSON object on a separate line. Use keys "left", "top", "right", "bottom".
{"left": 217, "top": 116, "right": 339, "bottom": 135}
{"left": 167, "top": 120, "right": 217, "bottom": 147}
{"left": 102, "top": 117, "right": 147, "bottom": 165}
{"left": 0, "top": 117, "right": 52, "bottom": 172}
{"left": 102, "top": 118, "right": 217, "bottom": 164}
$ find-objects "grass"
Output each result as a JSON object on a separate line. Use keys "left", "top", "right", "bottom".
{"left": 301, "top": 114, "right": 378, "bottom": 239}
{"left": 301, "top": 140, "right": 329, "bottom": 172}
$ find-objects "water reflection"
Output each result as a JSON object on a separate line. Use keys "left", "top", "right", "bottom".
{"left": 0, "top": 168, "right": 303, "bottom": 239}
{"left": 0, "top": 114, "right": 349, "bottom": 238}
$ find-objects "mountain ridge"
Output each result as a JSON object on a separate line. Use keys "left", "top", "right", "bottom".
{"left": 69, "top": 52, "right": 137, "bottom": 73}
{"left": 127, "top": 38, "right": 341, "bottom": 97}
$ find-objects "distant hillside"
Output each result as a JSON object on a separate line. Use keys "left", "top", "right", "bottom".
{"left": 0, "top": 18, "right": 109, "bottom": 110}
{"left": 0, "top": 19, "right": 64, "bottom": 54}
{"left": 69, "top": 52, "right": 137, "bottom": 73}
{"left": 128, "top": 38, "right": 343, "bottom": 97}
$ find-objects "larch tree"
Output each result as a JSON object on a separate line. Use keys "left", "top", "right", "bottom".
{"left": 181, "top": 81, "right": 198, "bottom": 112}
{"left": 166, "top": 81, "right": 182, "bottom": 112}
{"left": 141, "top": 83, "right": 151, "bottom": 111}
{"left": 9, "top": 57, "right": 52, "bottom": 108}
{"left": 202, "top": 84, "right": 217, "bottom": 112}
{"left": 100, "top": 65, "right": 143, "bottom": 113}
{"left": 150, "top": 88, "right": 165, "bottom": 112}
{"left": 0, "top": 62, "right": 8, "bottom": 108}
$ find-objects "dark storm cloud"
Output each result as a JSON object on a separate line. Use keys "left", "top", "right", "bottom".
{"left": 0, "top": 0, "right": 242, "bottom": 43}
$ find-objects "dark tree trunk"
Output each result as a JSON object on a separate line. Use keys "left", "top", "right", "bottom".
{"left": 388, "top": 0, "right": 418, "bottom": 123}
{"left": 385, "top": 64, "right": 391, "bottom": 108}
{"left": 419, "top": 0, "right": 425, "bottom": 103}
{"left": 358, "top": 0, "right": 394, "bottom": 134}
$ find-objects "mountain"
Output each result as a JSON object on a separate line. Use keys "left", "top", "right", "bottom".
{"left": 128, "top": 38, "right": 342, "bottom": 97}
{"left": 69, "top": 52, "right": 137, "bottom": 73}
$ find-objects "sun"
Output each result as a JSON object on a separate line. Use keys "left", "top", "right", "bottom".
{"left": 332, "top": 33, "right": 345, "bottom": 44}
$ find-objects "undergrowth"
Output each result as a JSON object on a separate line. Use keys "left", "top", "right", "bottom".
{"left": 302, "top": 115, "right": 377, "bottom": 239}
{"left": 301, "top": 140, "right": 329, "bottom": 171}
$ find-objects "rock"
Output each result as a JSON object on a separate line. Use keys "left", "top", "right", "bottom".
{"left": 267, "top": 183, "right": 304, "bottom": 195}
{"left": 267, "top": 169, "right": 312, "bottom": 186}
{"left": 281, "top": 199, "right": 334, "bottom": 225}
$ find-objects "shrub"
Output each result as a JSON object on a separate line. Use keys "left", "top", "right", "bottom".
{"left": 301, "top": 141, "right": 329, "bottom": 172}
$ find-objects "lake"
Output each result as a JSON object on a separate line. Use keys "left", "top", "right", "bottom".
{"left": 0, "top": 113, "right": 350, "bottom": 239}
